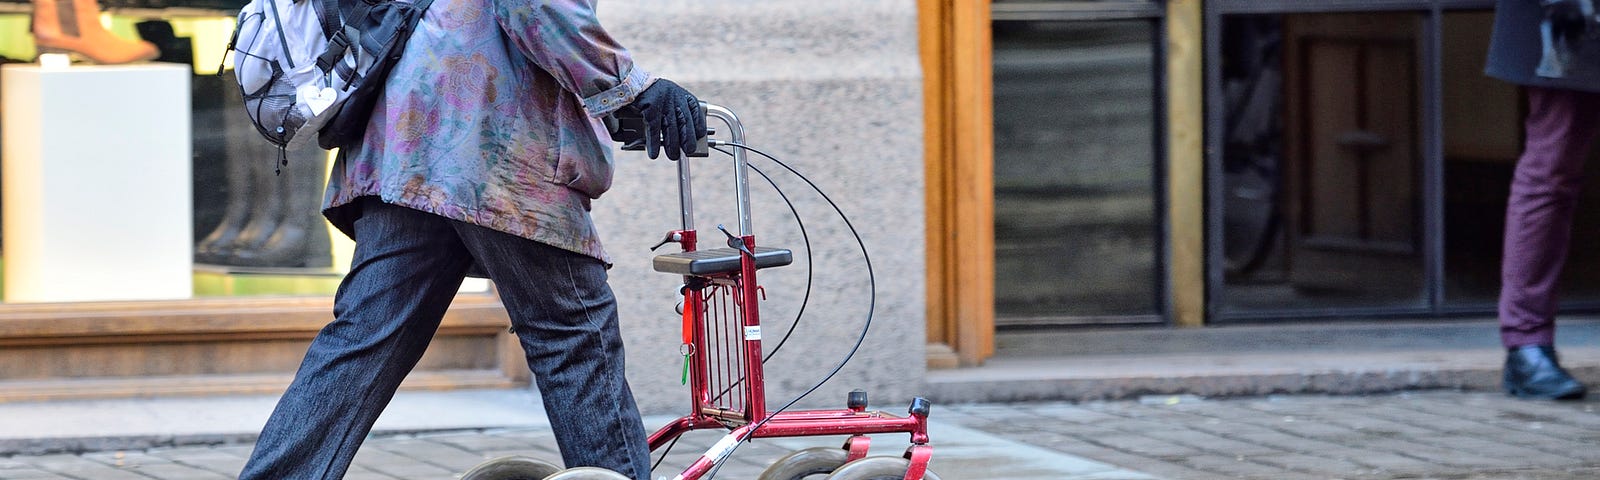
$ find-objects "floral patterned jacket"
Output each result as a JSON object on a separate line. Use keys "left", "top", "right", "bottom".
{"left": 322, "top": 0, "right": 653, "bottom": 264}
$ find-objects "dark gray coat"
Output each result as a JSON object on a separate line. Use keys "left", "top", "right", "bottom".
{"left": 1485, "top": 0, "right": 1600, "bottom": 92}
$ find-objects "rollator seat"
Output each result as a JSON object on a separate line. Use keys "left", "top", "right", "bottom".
{"left": 653, "top": 247, "right": 793, "bottom": 276}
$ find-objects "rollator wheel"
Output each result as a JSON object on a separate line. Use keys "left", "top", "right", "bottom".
{"left": 822, "top": 456, "right": 943, "bottom": 480}
{"left": 543, "top": 467, "right": 632, "bottom": 479}
{"left": 460, "top": 456, "right": 563, "bottom": 480}
{"left": 757, "top": 446, "right": 851, "bottom": 479}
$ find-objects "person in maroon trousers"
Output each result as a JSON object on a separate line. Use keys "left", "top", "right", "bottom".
{"left": 1485, "top": 0, "right": 1598, "bottom": 400}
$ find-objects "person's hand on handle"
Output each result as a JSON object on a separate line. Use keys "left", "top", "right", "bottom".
{"left": 629, "top": 79, "right": 706, "bottom": 160}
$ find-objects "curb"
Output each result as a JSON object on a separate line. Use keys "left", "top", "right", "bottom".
{"left": 924, "top": 362, "right": 1598, "bottom": 404}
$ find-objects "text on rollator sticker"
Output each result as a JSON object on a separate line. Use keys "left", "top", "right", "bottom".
{"left": 744, "top": 326, "right": 761, "bottom": 340}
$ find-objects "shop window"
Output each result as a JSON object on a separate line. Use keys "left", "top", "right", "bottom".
{"left": 0, "top": 10, "right": 489, "bottom": 303}
{"left": 992, "top": 12, "right": 1163, "bottom": 326}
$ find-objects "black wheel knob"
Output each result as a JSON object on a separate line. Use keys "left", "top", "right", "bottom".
{"left": 909, "top": 397, "right": 931, "bottom": 417}
{"left": 847, "top": 389, "right": 868, "bottom": 411}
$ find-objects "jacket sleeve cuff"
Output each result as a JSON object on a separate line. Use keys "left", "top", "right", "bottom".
{"left": 583, "top": 68, "right": 656, "bottom": 116}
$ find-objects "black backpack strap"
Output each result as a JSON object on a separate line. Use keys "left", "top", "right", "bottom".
{"left": 317, "top": 0, "right": 432, "bottom": 78}
{"left": 312, "top": 0, "right": 346, "bottom": 76}
{"left": 316, "top": 0, "right": 341, "bottom": 40}
{"left": 316, "top": 0, "right": 377, "bottom": 76}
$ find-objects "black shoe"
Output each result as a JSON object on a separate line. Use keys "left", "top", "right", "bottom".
{"left": 1504, "top": 345, "right": 1587, "bottom": 400}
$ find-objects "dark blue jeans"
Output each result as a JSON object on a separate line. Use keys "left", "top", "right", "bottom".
{"left": 239, "top": 198, "right": 651, "bottom": 479}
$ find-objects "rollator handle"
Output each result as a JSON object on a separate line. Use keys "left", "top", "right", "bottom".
{"left": 603, "top": 103, "right": 711, "bottom": 157}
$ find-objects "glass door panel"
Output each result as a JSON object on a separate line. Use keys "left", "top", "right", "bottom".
{"left": 1440, "top": 12, "right": 1600, "bottom": 308}
{"left": 1219, "top": 12, "right": 1429, "bottom": 314}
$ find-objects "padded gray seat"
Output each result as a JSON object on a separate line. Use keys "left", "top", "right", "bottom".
{"left": 653, "top": 247, "right": 793, "bottom": 276}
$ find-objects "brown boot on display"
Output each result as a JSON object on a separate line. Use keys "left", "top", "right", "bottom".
{"left": 30, "top": 0, "right": 158, "bottom": 64}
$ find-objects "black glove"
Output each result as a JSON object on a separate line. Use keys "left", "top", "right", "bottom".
{"left": 628, "top": 79, "right": 706, "bottom": 160}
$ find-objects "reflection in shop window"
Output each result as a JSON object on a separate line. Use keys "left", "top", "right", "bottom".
{"left": 992, "top": 19, "right": 1160, "bottom": 326}
{"left": 1220, "top": 13, "right": 1429, "bottom": 313}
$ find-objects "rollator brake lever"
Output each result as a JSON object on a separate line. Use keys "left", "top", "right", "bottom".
{"left": 715, "top": 224, "right": 754, "bottom": 257}
{"left": 650, "top": 231, "right": 683, "bottom": 251}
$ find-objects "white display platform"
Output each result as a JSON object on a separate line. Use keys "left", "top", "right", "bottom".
{"left": 2, "top": 63, "right": 193, "bottom": 303}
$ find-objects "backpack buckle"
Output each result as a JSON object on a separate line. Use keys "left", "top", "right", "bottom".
{"left": 315, "top": 31, "right": 351, "bottom": 73}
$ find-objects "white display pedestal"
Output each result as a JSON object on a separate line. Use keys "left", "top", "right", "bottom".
{"left": 2, "top": 63, "right": 193, "bottom": 303}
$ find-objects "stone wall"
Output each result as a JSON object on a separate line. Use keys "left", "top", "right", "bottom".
{"left": 589, "top": 0, "right": 927, "bottom": 414}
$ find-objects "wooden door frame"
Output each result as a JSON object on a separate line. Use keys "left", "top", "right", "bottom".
{"left": 921, "top": 0, "right": 1206, "bottom": 367}
{"left": 921, "top": 0, "right": 994, "bottom": 368}
{"left": 1168, "top": 0, "right": 1205, "bottom": 328}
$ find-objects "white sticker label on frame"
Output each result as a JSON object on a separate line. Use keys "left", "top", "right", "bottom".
{"left": 744, "top": 326, "right": 761, "bottom": 340}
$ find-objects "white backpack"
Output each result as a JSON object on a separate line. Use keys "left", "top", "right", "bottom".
{"left": 226, "top": 0, "right": 434, "bottom": 159}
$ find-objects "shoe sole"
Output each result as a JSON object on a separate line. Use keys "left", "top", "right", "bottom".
{"left": 1505, "top": 384, "right": 1587, "bottom": 400}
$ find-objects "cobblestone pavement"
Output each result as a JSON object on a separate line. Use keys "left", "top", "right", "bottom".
{"left": 940, "top": 392, "right": 1600, "bottom": 480}
{"left": 1, "top": 391, "right": 1597, "bottom": 479}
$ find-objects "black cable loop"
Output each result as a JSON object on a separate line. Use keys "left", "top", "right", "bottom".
{"left": 745, "top": 161, "right": 815, "bottom": 363}
{"left": 703, "top": 142, "right": 877, "bottom": 479}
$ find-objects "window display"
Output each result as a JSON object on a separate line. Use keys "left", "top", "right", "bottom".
{"left": 194, "top": 107, "right": 333, "bottom": 270}
{"left": 30, "top": 0, "right": 157, "bottom": 63}
{"left": 0, "top": 3, "right": 368, "bottom": 302}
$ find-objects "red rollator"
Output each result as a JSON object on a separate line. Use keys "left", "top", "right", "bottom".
{"left": 460, "top": 104, "right": 941, "bottom": 480}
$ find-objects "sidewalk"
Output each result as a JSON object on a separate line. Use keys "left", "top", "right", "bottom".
{"left": 1, "top": 319, "right": 1598, "bottom": 478}
{"left": 0, "top": 391, "right": 1596, "bottom": 479}
{"left": 0, "top": 389, "right": 1155, "bottom": 480}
